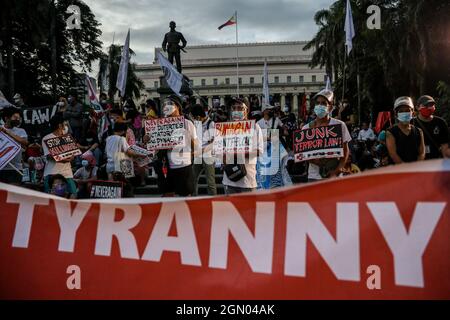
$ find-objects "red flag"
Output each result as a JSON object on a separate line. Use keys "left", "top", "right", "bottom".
{"left": 218, "top": 13, "right": 237, "bottom": 30}
{"left": 375, "top": 111, "right": 392, "bottom": 133}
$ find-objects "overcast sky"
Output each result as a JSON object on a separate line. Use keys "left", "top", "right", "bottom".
{"left": 83, "top": 0, "right": 335, "bottom": 65}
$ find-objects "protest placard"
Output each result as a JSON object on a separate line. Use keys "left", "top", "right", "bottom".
{"left": 145, "top": 116, "right": 186, "bottom": 150}
{"left": 130, "top": 145, "right": 155, "bottom": 167}
{"left": 0, "top": 132, "right": 22, "bottom": 170}
{"left": 293, "top": 124, "right": 343, "bottom": 162}
{"left": 213, "top": 120, "right": 255, "bottom": 154}
{"left": 43, "top": 134, "right": 82, "bottom": 162}
{"left": 89, "top": 180, "right": 123, "bottom": 199}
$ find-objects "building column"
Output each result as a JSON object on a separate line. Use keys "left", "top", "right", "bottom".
{"left": 196, "top": 97, "right": 201, "bottom": 104}
{"left": 208, "top": 96, "right": 213, "bottom": 108}
{"left": 280, "top": 94, "right": 286, "bottom": 108}
{"left": 220, "top": 96, "right": 225, "bottom": 106}
{"left": 292, "top": 93, "right": 299, "bottom": 114}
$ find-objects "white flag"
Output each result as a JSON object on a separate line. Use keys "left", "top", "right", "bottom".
{"left": 262, "top": 59, "right": 270, "bottom": 107}
{"left": 344, "top": 0, "right": 355, "bottom": 55}
{"left": 157, "top": 51, "right": 183, "bottom": 96}
{"left": 325, "top": 75, "right": 332, "bottom": 91}
{"left": 116, "top": 29, "right": 130, "bottom": 97}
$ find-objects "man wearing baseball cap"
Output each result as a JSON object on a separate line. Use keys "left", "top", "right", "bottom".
{"left": 386, "top": 96, "right": 425, "bottom": 164}
{"left": 412, "top": 95, "right": 449, "bottom": 159}
{"left": 301, "top": 89, "right": 352, "bottom": 181}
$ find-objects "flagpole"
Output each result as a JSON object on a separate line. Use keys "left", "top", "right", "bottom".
{"left": 342, "top": 45, "right": 346, "bottom": 103}
{"left": 235, "top": 10, "right": 239, "bottom": 98}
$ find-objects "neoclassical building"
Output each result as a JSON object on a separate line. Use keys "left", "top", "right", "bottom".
{"left": 135, "top": 41, "right": 327, "bottom": 114}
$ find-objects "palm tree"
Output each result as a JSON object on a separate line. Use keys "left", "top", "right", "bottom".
{"left": 98, "top": 44, "right": 144, "bottom": 100}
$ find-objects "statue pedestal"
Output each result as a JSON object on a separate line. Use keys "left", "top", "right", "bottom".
{"left": 157, "top": 74, "right": 193, "bottom": 101}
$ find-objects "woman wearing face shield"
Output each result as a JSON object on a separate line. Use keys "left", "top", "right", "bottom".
{"left": 301, "top": 89, "right": 352, "bottom": 182}
{"left": 153, "top": 95, "right": 199, "bottom": 197}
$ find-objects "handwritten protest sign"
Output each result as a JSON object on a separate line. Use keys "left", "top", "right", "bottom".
{"left": 0, "top": 132, "right": 21, "bottom": 170}
{"left": 213, "top": 120, "right": 255, "bottom": 154}
{"left": 23, "top": 105, "right": 58, "bottom": 126}
{"left": 43, "top": 134, "right": 82, "bottom": 162}
{"left": 145, "top": 116, "right": 186, "bottom": 150}
{"left": 89, "top": 180, "right": 123, "bottom": 199}
{"left": 130, "top": 145, "right": 154, "bottom": 168}
{"left": 293, "top": 124, "right": 343, "bottom": 162}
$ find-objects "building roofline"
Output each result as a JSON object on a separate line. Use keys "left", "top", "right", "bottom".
{"left": 179, "top": 40, "right": 309, "bottom": 49}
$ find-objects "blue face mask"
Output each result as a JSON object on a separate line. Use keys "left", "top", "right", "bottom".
{"left": 53, "top": 184, "right": 67, "bottom": 197}
{"left": 397, "top": 112, "right": 412, "bottom": 123}
{"left": 314, "top": 104, "right": 329, "bottom": 119}
{"left": 231, "top": 111, "right": 245, "bottom": 121}
{"left": 82, "top": 160, "right": 89, "bottom": 167}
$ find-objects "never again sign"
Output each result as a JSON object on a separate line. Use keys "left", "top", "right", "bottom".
{"left": 145, "top": 116, "right": 186, "bottom": 150}
{"left": 89, "top": 181, "right": 123, "bottom": 199}
{"left": 293, "top": 124, "right": 343, "bottom": 162}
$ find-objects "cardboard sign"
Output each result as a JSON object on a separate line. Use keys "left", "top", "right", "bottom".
{"left": 89, "top": 180, "right": 123, "bottom": 199}
{"left": 0, "top": 132, "right": 22, "bottom": 170}
{"left": 130, "top": 145, "right": 154, "bottom": 168}
{"left": 145, "top": 116, "right": 186, "bottom": 150}
{"left": 214, "top": 120, "right": 255, "bottom": 154}
{"left": 43, "top": 134, "right": 82, "bottom": 162}
{"left": 293, "top": 124, "right": 343, "bottom": 162}
{"left": 0, "top": 160, "right": 449, "bottom": 299}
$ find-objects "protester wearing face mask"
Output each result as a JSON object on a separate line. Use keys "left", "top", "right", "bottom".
{"left": 63, "top": 93, "right": 83, "bottom": 141}
{"left": 73, "top": 151, "right": 98, "bottom": 198}
{"left": 159, "top": 95, "right": 199, "bottom": 197}
{"left": 78, "top": 131, "right": 101, "bottom": 165}
{"left": 386, "top": 97, "right": 425, "bottom": 164}
{"left": 257, "top": 105, "right": 283, "bottom": 134}
{"left": 0, "top": 107, "right": 29, "bottom": 184}
{"left": 56, "top": 97, "right": 68, "bottom": 114}
{"left": 105, "top": 122, "right": 144, "bottom": 181}
{"left": 301, "top": 89, "right": 352, "bottom": 182}
{"left": 48, "top": 174, "right": 70, "bottom": 198}
{"left": 412, "top": 95, "right": 449, "bottom": 159}
{"left": 221, "top": 97, "right": 264, "bottom": 194}
{"left": 42, "top": 115, "right": 77, "bottom": 198}
{"left": 109, "top": 109, "right": 136, "bottom": 146}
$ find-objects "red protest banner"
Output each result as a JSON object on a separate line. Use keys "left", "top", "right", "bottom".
{"left": 0, "top": 160, "right": 449, "bottom": 299}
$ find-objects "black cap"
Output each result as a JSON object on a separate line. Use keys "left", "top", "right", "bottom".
{"left": 417, "top": 95, "right": 435, "bottom": 107}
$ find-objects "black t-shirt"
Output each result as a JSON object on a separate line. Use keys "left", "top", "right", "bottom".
{"left": 413, "top": 116, "right": 449, "bottom": 159}
{"left": 388, "top": 125, "right": 422, "bottom": 163}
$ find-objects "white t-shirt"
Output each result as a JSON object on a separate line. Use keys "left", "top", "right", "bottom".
{"left": 256, "top": 117, "right": 283, "bottom": 130}
{"left": 42, "top": 133, "right": 74, "bottom": 178}
{"left": 168, "top": 119, "right": 199, "bottom": 169}
{"left": 105, "top": 135, "right": 130, "bottom": 167}
{"left": 357, "top": 128, "right": 376, "bottom": 141}
{"left": 1, "top": 126, "right": 27, "bottom": 171}
{"left": 302, "top": 118, "right": 352, "bottom": 180}
{"left": 222, "top": 123, "right": 264, "bottom": 189}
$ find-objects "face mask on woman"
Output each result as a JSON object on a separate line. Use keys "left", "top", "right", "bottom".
{"left": 314, "top": 104, "right": 329, "bottom": 119}
{"left": 163, "top": 104, "right": 177, "bottom": 117}
{"left": 53, "top": 184, "right": 67, "bottom": 197}
{"left": 81, "top": 160, "right": 89, "bottom": 167}
{"left": 10, "top": 120, "right": 21, "bottom": 127}
{"left": 397, "top": 112, "right": 412, "bottom": 123}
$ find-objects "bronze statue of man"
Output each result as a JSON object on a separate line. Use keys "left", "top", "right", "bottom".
{"left": 162, "top": 21, "right": 187, "bottom": 73}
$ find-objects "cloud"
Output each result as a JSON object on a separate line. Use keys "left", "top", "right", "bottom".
{"left": 83, "top": 0, "right": 335, "bottom": 64}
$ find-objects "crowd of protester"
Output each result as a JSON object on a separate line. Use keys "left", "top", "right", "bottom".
{"left": 0, "top": 88, "right": 448, "bottom": 199}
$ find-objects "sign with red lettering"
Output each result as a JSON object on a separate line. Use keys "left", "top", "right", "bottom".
{"left": 0, "top": 160, "right": 449, "bottom": 299}
{"left": 293, "top": 124, "right": 343, "bottom": 162}
{"left": 214, "top": 120, "right": 255, "bottom": 154}
{"left": 43, "top": 134, "right": 82, "bottom": 162}
{"left": 145, "top": 116, "right": 186, "bottom": 150}
{"left": 0, "top": 132, "right": 21, "bottom": 170}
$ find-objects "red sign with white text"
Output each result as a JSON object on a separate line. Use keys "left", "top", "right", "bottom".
{"left": 0, "top": 160, "right": 449, "bottom": 299}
